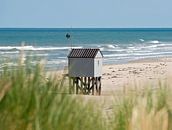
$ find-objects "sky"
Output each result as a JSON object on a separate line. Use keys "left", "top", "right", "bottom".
{"left": 0, "top": 0, "right": 172, "bottom": 28}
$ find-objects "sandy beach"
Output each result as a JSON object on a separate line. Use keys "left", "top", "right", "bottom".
{"left": 53, "top": 57, "right": 171, "bottom": 96}
{"left": 101, "top": 57, "right": 171, "bottom": 95}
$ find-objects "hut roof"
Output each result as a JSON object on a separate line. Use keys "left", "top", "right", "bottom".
{"left": 68, "top": 48, "right": 103, "bottom": 58}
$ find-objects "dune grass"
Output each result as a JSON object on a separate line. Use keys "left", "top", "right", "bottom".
{"left": 0, "top": 59, "right": 172, "bottom": 130}
{"left": 111, "top": 84, "right": 172, "bottom": 130}
{"left": 0, "top": 61, "right": 104, "bottom": 130}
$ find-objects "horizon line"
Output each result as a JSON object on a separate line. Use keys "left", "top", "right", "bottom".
{"left": 1, "top": 27, "right": 172, "bottom": 29}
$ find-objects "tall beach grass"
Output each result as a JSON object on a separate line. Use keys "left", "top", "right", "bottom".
{"left": 0, "top": 58, "right": 104, "bottom": 130}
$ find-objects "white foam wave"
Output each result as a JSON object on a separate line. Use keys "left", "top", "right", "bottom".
{"left": 0, "top": 46, "right": 82, "bottom": 51}
{"left": 103, "top": 44, "right": 116, "bottom": 49}
{"left": 149, "top": 40, "right": 160, "bottom": 44}
{"left": 28, "top": 53, "right": 49, "bottom": 57}
{"left": 0, "top": 51, "right": 19, "bottom": 54}
{"left": 145, "top": 45, "right": 158, "bottom": 48}
{"left": 47, "top": 60, "right": 67, "bottom": 65}
{"left": 105, "top": 49, "right": 126, "bottom": 52}
{"left": 107, "top": 45, "right": 116, "bottom": 49}
{"left": 139, "top": 39, "right": 145, "bottom": 42}
{"left": 140, "top": 44, "right": 168, "bottom": 50}
{"left": 104, "top": 53, "right": 131, "bottom": 57}
{"left": 104, "top": 51, "right": 172, "bottom": 58}
{"left": 127, "top": 46, "right": 141, "bottom": 51}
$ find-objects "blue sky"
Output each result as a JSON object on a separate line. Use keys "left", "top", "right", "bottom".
{"left": 0, "top": 0, "right": 172, "bottom": 28}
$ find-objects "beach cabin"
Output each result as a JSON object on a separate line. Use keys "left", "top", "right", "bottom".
{"left": 68, "top": 48, "right": 103, "bottom": 95}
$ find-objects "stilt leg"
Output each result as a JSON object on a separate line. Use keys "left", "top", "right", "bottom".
{"left": 98, "top": 77, "right": 101, "bottom": 95}
{"left": 69, "top": 77, "right": 72, "bottom": 94}
{"left": 92, "top": 78, "right": 95, "bottom": 95}
{"left": 96, "top": 77, "right": 98, "bottom": 95}
{"left": 72, "top": 78, "right": 75, "bottom": 94}
{"left": 84, "top": 77, "right": 87, "bottom": 94}
{"left": 88, "top": 77, "right": 90, "bottom": 94}
{"left": 76, "top": 78, "right": 79, "bottom": 94}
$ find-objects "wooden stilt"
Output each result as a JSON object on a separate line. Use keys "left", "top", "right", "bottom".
{"left": 88, "top": 77, "right": 90, "bottom": 94}
{"left": 98, "top": 77, "right": 101, "bottom": 95}
{"left": 69, "top": 77, "right": 72, "bottom": 94}
{"left": 76, "top": 77, "right": 79, "bottom": 94}
{"left": 69, "top": 76, "right": 101, "bottom": 95}
{"left": 72, "top": 78, "right": 75, "bottom": 94}
{"left": 81, "top": 77, "right": 83, "bottom": 94}
{"left": 95, "top": 77, "right": 98, "bottom": 95}
{"left": 92, "top": 77, "right": 94, "bottom": 95}
{"left": 84, "top": 77, "right": 87, "bottom": 94}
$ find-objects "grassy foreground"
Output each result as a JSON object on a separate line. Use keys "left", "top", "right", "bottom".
{"left": 0, "top": 60, "right": 172, "bottom": 130}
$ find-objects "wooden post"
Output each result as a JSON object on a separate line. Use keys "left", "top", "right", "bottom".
{"left": 84, "top": 77, "right": 87, "bottom": 94}
{"left": 95, "top": 77, "right": 98, "bottom": 95}
{"left": 92, "top": 77, "right": 94, "bottom": 95}
{"left": 72, "top": 78, "right": 75, "bottom": 94}
{"left": 80, "top": 77, "right": 83, "bottom": 94}
{"left": 98, "top": 77, "right": 101, "bottom": 95}
{"left": 70, "top": 76, "right": 101, "bottom": 96}
{"left": 76, "top": 77, "right": 79, "bottom": 94}
{"left": 69, "top": 77, "right": 72, "bottom": 94}
{"left": 88, "top": 77, "right": 90, "bottom": 94}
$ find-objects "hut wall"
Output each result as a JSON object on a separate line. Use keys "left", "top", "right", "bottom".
{"left": 94, "top": 58, "right": 102, "bottom": 77}
{"left": 68, "top": 58, "right": 94, "bottom": 77}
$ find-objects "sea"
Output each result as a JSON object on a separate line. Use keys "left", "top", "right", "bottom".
{"left": 0, "top": 28, "right": 172, "bottom": 70}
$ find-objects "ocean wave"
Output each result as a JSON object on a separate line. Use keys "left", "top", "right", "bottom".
{"left": 140, "top": 43, "right": 170, "bottom": 50}
{"left": 139, "top": 39, "right": 145, "bottom": 42}
{"left": 144, "top": 45, "right": 159, "bottom": 49}
{"left": 102, "top": 44, "right": 117, "bottom": 49}
{"left": 104, "top": 53, "right": 131, "bottom": 57}
{"left": 107, "top": 45, "right": 116, "bottom": 49}
{"left": 104, "top": 51, "right": 172, "bottom": 58}
{"left": 47, "top": 60, "right": 67, "bottom": 65}
{"left": 27, "top": 53, "right": 49, "bottom": 57}
{"left": 101, "top": 43, "right": 172, "bottom": 55}
{"left": 149, "top": 40, "right": 160, "bottom": 44}
{"left": 102, "top": 49, "right": 127, "bottom": 52}
{"left": 0, "top": 51, "right": 19, "bottom": 54}
{"left": 127, "top": 46, "right": 142, "bottom": 51}
{"left": 0, "top": 46, "right": 82, "bottom": 51}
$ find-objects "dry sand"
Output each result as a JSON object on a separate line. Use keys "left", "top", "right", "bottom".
{"left": 53, "top": 57, "right": 172, "bottom": 96}
{"left": 102, "top": 57, "right": 170, "bottom": 95}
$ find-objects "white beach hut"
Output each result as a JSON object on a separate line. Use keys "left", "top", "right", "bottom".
{"left": 68, "top": 48, "right": 103, "bottom": 77}
{"left": 67, "top": 48, "right": 103, "bottom": 95}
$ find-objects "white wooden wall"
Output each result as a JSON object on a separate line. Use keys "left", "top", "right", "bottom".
{"left": 68, "top": 58, "right": 94, "bottom": 77}
{"left": 94, "top": 58, "right": 102, "bottom": 77}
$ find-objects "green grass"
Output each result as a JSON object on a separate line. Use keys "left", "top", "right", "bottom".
{"left": 0, "top": 59, "right": 172, "bottom": 130}
{"left": 110, "top": 84, "right": 172, "bottom": 130}
{"left": 0, "top": 61, "right": 104, "bottom": 130}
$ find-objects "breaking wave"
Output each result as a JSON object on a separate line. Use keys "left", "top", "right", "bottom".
{"left": 149, "top": 40, "right": 160, "bottom": 44}
{"left": 139, "top": 39, "right": 145, "bottom": 42}
{"left": 0, "top": 46, "right": 82, "bottom": 51}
